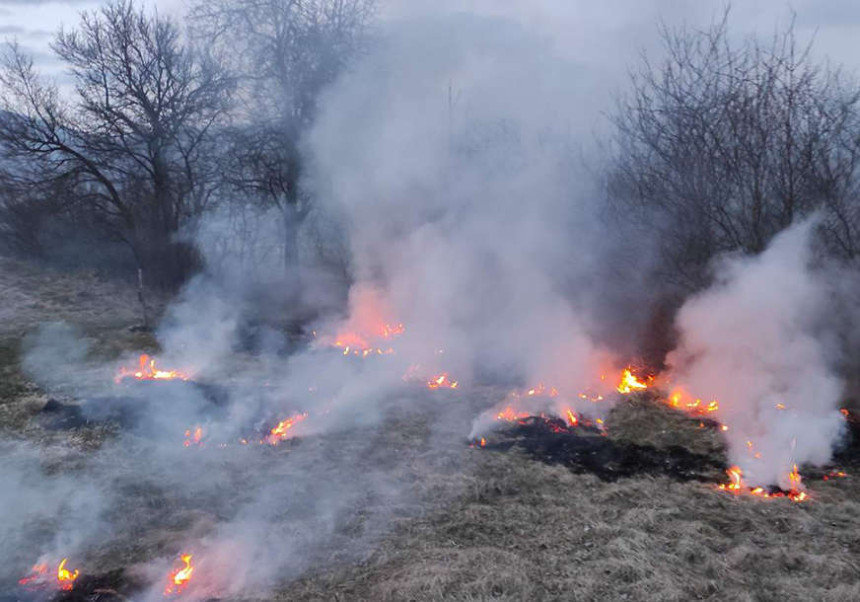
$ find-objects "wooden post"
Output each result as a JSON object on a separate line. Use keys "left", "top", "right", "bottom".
{"left": 137, "top": 268, "right": 150, "bottom": 330}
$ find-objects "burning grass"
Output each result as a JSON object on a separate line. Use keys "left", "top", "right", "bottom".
{"left": 3, "top": 264, "right": 860, "bottom": 600}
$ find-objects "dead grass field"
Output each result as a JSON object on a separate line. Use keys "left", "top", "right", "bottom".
{"left": 1, "top": 257, "right": 858, "bottom": 601}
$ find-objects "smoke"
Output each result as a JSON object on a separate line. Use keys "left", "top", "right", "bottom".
{"left": 664, "top": 221, "right": 846, "bottom": 489}
{"left": 7, "top": 2, "right": 860, "bottom": 600}
{"left": 306, "top": 11, "right": 620, "bottom": 402}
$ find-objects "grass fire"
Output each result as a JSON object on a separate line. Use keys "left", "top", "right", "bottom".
{"left": 2, "top": 1, "right": 860, "bottom": 601}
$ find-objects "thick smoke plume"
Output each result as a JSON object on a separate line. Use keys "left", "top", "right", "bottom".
{"left": 664, "top": 221, "right": 846, "bottom": 489}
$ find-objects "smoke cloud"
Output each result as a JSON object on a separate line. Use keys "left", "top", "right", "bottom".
{"left": 664, "top": 221, "right": 847, "bottom": 489}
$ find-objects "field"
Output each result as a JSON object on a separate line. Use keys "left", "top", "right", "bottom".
{"left": 2, "top": 258, "right": 858, "bottom": 601}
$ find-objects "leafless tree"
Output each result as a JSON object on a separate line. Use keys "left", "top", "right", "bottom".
{"left": 191, "top": 0, "right": 375, "bottom": 283}
{"left": 607, "top": 11, "right": 860, "bottom": 291}
{"left": 0, "top": 0, "right": 233, "bottom": 288}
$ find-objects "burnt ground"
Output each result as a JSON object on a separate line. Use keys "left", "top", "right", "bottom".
{"left": 2, "top": 257, "right": 860, "bottom": 601}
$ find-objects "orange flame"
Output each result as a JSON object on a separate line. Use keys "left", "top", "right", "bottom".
{"left": 495, "top": 406, "right": 531, "bottom": 422}
{"left": 264, "top": 413, "right": 308, "bottom": 445}
{"left": 717, "top": 465, "right": 808, "bottom": 502}
{"left": 616, "top": 368, "right": 648, "bottom": 394}
{"left": 427, "top": 373, "right": 458, "bottom": 390}
{"left": 667, "top": 389, "right": 719, "bottom": 416}
{"left": 57, "top": 559, "right": 79, "bottom": 590}
{"left": 164, "top": 554, "right": 194, "bottom": 596}
{"left": 116, "top": 354, "right": 189, "bottom": 383}
{"left": 19, "top": 559, "right": 78, "bottom": 591}
{"left": 183, "top": 427, "right": 203, "bottom": 448}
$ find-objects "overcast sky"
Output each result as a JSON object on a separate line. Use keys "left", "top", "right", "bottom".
{"left": 2, "top": 0, "right": 860, "bottom": 89}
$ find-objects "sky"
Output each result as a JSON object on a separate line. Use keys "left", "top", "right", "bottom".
{"left": 2, "top": 0, "right": 860, "bottom": 96}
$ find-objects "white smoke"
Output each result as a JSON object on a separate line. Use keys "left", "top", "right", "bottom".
{"left": 664, "top": 221, "right": 846, "bottom": 489}
{"left": 306, "top": 12, "right": 616, "bottom": 406}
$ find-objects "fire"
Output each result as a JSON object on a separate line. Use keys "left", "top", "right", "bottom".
{"left": 328, "top": 318, "right": 404, "bottom": 357}
{"left": 718, "top": 466, "right": 744, "bottom": 493}
{"left": 19, "top": 558, "right": 79, "bottom": 591}
{"left": 264, "top": 413, "right": 308, "bottom": 445}
{"left": 496, "top": 406, "right": 531, "bottom": 422}
{"left": 667, "top": 389, "right": 719, "bottom": 415}
{"left": 427, "top": 373, "right": 458, "bottom": 390}
{"left": 823, "top": 470, "right": 848, "bottom": 481}
{"left": 57, "top": 559, "right": 79, "bottom": 590}
{"left": 18, "top": 563, "right": 48, "bottom": 588}
{"left": 116, "top": 354, "right": 189, "bottom": 383}
{"left": 717, "top": 465, "right": 808, "bottom": 502}
{"left": 617, "top": 368, "right": 648, "bottom": 394}
{"left": 164, "top": 554, "right": 194, "bottom": 596}
{"left": 525, "top": 384, "right": 559, "bottom": 397}
{"left": 184, "top": 427, "right": 203, "bottom": 448}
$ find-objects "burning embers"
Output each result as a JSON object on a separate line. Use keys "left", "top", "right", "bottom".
{"left": 718, "top": 465, "right": 809, "bottom": 502}
{"left": 116, "top": 354, "right": 190, "bottom": 383}
{"left": 19, "top": 558, "right": 79, "bottom": 592}
{"left": 164, "top": 554, "right": 194, "bottom": 596}
{"left": 426, "top": 373, "right": 458, "bottom": 390}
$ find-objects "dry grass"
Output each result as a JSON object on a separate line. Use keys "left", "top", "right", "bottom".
{"left": 285, "top": 443, "right": 860, "bottom": 602}
{"left": 3, "top": 256, "right": 859, "bottom": 601}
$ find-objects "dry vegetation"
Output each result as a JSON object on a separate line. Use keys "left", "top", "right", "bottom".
{"left": 2, "top": 260, "right": 858, "bottom": 601}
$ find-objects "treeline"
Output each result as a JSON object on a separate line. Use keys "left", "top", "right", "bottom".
{"left": 0, "top": 0, "right": 373, "bottom": 289}
{"left": 1, "top": 2, "right": 859, "bottom": 305}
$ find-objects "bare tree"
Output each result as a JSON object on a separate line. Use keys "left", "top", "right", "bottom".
{"left": 607, "top": 12, "right": 860, "bottom": 290}
{"left": 191, "top": 0, "right": 375, "bottom": 284}
{"left": 0, "top": 0, "right": 233, "bottom": 288}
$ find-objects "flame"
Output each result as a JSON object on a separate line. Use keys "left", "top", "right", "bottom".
{"left": 495, "top": 406, "right": 531, "bottom": 422}
{"left": 480, "top": 437, "right": 486, "bottom": 447}
{"left": 264, "top": 413, "right": 308, "bottom": 445}
{"left": 667, "top": 389, "right": 719, "bottom": 415}
{"left": 823, "top": 470, "right": 848, "bottom": 481}
{"left": 427, "top": 373, "right": 458, "bottom": 390}
{"left": 616, "top": 368, "right": 648, "bottom": 394}
{"left": 566, "top": 409, "right": 579, "bottom": 427}
{"left": 116, "top": 354, "right": 189, "bottom": 383}
{"left": 183, "top": 427, "right": 203, "bottom": 448}
{"left": 57, "top": 559, "right": 79, "bottom": 590}
{"left": 164, "top": 554, "right": 194, "bottom": 596}
{"left": 717, "top": 465, "right": 808, "bottom": 502}
{"left": 19, "top": 559, "right": 78, "bottom": 591}
{"left": 718, "top": 466, "right": 744, "bottom": 494}
{"left": 18, "top": 563, "right": 48, "bottom": 588}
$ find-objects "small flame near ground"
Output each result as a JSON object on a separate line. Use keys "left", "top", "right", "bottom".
{"left": 19, "top": 558, "right": 79, "bottom": 591}
{"left": 164, "top": 554, "right": 194, "bottom": 596}
{"left": 426, "top": 373, "right": 458, "bottom": 390}
{"left": 718, "top": 465, "right": 809, "bottom": 502}
{"left": 264, "top": 413, "right": 308, "bottom": 445}
{"left": 324, "top": 322, "right": 404, "bottom": 357}
{"left": 116, "top": 354, "right": 190, "bottom": 383}
{"left": 183, "top": 427, "right": 203, "bottom": 448}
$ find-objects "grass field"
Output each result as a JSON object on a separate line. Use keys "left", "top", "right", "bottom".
{"left": 1, "top": 258, "right": 858, "bottom": 601}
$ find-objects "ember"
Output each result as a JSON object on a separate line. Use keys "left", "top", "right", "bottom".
{"left": 184, "top": 426, "right": 203, "bottom": 448}
{"left": 427, "top": 373, "right": 458, "bottom": 389}
{"left": 164, "top": 554, "right": 193, "bottom": 596}
{"left": 116, "top": 354, "right": 190, "bottom": 383}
